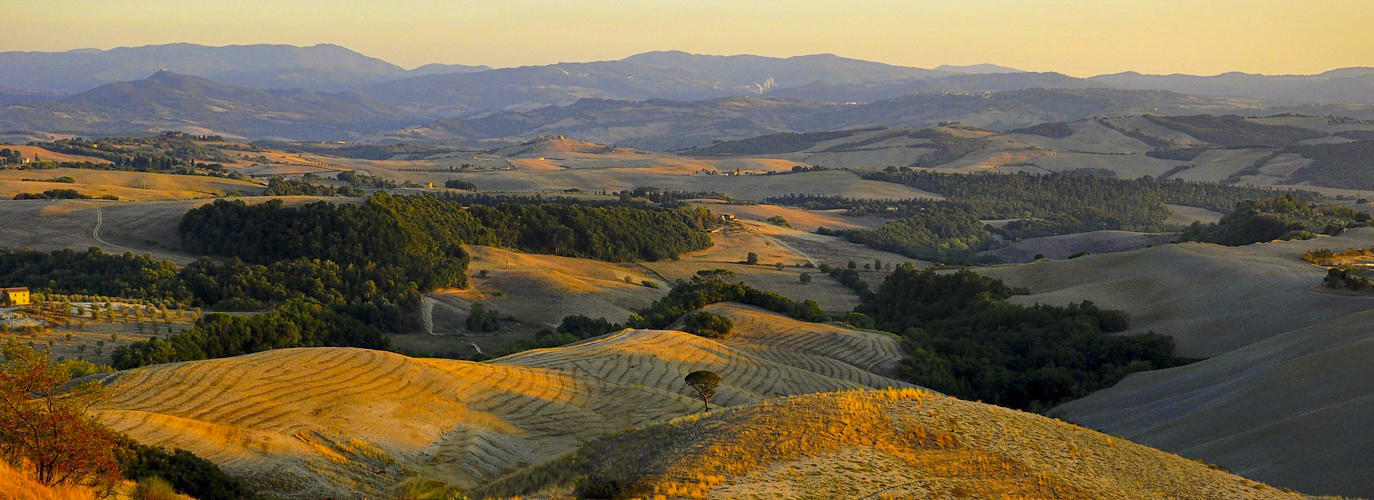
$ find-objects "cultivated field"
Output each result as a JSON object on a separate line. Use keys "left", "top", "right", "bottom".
{"left": 91, "top": 304, "right": 912, "bottom": 497}
{"left": 0, "top": 168, "right": 264, "bottom": 201}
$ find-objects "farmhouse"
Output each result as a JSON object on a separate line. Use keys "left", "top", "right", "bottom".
{"left": 2, "top": 287, "right": 30, "bottom": 306}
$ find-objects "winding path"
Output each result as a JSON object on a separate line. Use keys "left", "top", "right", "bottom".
{"left": 78, "top": 201, "right": 137, "bottom": 253}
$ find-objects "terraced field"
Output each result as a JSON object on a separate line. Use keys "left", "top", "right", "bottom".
{"left": 91, "top": 304, "right": 911, "bottom": 497}
{"left": 479, "top": 389, "right": 1298, "bottom": 499}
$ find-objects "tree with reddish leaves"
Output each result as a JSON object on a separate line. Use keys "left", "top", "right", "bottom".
{"left": 0, "top": 339, "right": 120, "bottom": 489}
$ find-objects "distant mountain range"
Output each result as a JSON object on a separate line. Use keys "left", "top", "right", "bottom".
{"left": 1, "top": 43, "right": 1373, "bottom": 143}
{"left": 0, "top": 71, "right": 412, "bottom": 140}
{"left": 0, "top": 43, "right": 489, "bottom": 94}
{"left": 1090, "top": 69, "right": 1374, "bottom": 104}
{"left": 363, "top": 89, "right": 1267, "bottom": 149}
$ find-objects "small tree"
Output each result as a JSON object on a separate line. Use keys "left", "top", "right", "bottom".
{"left": 745, "top": 252, "right": 759, "bottom": 265}
{"left": 684, "top": 370, "right": 720, "bottom": 412}
{"left": 847, "top": 260, "right": 857, "bottom": 270}
{"left": 799, "top": 272, "right": 812, "bottom": 284}
{"left": 0, "top": 340, "right": 119, "bottom": 487}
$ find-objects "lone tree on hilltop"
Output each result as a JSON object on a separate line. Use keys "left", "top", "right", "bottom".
{"left": 684, "top": 370, "right": 720, "bottom": 412}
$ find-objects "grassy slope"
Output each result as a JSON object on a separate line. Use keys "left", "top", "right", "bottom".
{"left": 1058, "top": 308, "right": 1374, "bottom": 497}
{"left": 0, "top": 461, "right": 96, "bottom": 500}
{"left": 981, "top": 228, "right": 1374, "bottom": 358}
{"left": 478, "top": 389, "right": 1297, "bottom": 499}
{"left": 980, "top": 228, "right": 1374, "bottom": 496}
{"left": 0, "top": 168, "right": 265, "bottom": 201}
{"left": 91, "top": 304, "right": 911, "bottom": 497}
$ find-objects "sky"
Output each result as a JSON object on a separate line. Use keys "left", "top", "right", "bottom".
{"left": 5, "top": 0, "right": 1372, "bottom": 76}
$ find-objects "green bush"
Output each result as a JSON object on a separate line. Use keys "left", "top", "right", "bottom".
{"left": 132, "top": 477, "right": 178, "bottom": 500}
{"left": 682, "top": 312, "right": 734, "bottom": 338}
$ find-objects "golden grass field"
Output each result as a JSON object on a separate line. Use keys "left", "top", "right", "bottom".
{"left": 91, "top": 304, "right": 911, "bottom": 497}
{"left": 2, "top": 145, "right": 113, "bottom": 164}
{"left": 0, "top": 461, "right": 96, "bottom": 500}
{"left": 0, "top": 168, "right": 265, "bottom": 201}
{"left": 478, "top": 388, "right": 1297, "bottom": 499}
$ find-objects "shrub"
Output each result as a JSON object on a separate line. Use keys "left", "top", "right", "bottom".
{"left": 681, "top": 312, "right": 733, "bottom": 338}
{"left": 466, "top": 303, "right": 503, "bottom": 333}
{"left": 132, "top": 476, "right": 178, "bottom": 500}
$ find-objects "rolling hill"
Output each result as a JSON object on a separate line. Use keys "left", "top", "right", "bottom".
{"left": 0, "top": 71, "right": 416, "bottom": 140}
{"left": 89, "top": 304, "right": 912, "bottom": 497}
{"left": 978, "top": 228, "right": 1374, "bottom": 495}
{"left": 369, "top": 89, "right": 1264, "bottom": 149}
{"left": 621, "top": 50, "right": 946, "bottom": 89}
{"left": 1091, "top": 67, "right": 1374, "bottom": 104}
{"left": 0, "top": 43, "right": 425, "bottom": 93}
{"left": 480, "top": 389, "right": 1297, "bottom": 499}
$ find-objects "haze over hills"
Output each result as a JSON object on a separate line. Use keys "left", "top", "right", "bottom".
{"left": 0, "top": 70, "right": 415, "bottom": 140}
{"left": 4, "top": 43, "right": 1374, "bottom": 108}
{"left": 0, "top": 43, "right": 478, "bottom": 93}
{"left": 1092, "top": 67, "right": 1374, "bottom": 104}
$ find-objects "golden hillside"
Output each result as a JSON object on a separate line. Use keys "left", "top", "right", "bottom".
{"left": 478, "top": 389, "right": 1297, "bottom": 499}
{"left": 90, "top": 304, "right": 910, "bottom": 497}
{"left": 0, "top": 461, "right": 95, "bottom": 500}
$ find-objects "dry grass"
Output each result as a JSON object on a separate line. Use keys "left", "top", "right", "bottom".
{"left": 476, "top": 389, "right": 1297, "bottom": 499}
{"left": 92, "top": 305, "right": 912, "bottom": 497}
{"left": 0, "top": 461, "right": 96, "bottom": 500}
{"left": 0, "top": 168, "right": 264, "bottom": 201}
{"left": 0, "top": 145, "right": 112, "bottom": 164}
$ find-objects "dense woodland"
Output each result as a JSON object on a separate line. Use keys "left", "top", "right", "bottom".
{"left": 108, "top": 194, "right": 714, "bottom": 368}
{"left": 262, "top": 177, "right": 363, "bottom": 197}
{"left": 1285, "top": 141, "right": 1374, "bottom": 189}
{"left": 857, "top": 265, "right": 1181, "bottom": 410}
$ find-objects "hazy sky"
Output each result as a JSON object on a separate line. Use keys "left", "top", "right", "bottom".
{"left": 6, "top": 0, "right": 1372, "bottom": 76}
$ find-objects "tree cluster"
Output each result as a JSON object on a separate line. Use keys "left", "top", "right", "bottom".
{"left": 263, "top": 177, "right": 363, "bottom": 197}
{"left": 857, "top": 265, "right": 1180, "bottom": 410}
{"left": 1179, "top": 196, "right": 1371, "bottom": 246}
